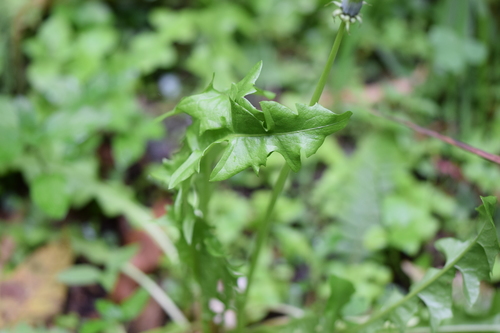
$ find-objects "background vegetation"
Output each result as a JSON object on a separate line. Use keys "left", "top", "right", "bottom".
{"left": 0, "top": 0, "right": 499, "bottom": 332}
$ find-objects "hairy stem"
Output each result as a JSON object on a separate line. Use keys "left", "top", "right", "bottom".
{"left": 309, "top": 22, "right": 346, "bottom": 106}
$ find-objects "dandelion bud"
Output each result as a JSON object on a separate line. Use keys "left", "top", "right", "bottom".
{"left": 330, "top": 0, "right": 366, "bottom": 31}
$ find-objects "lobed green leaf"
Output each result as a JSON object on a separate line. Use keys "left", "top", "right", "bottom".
{"left": 210, "top": 102, "right": 352, "bottom": 181}
{"left": 414, "top": 268, "right": 454, "bottom": 330}
{"left": 351, "top": 196, "right": 499, "bottom": 333}
{"left": 167, "top": 62, "right": 352, "bottom": 183}
{"left": 173, "top": 62, "right": 263, "bottom": 135}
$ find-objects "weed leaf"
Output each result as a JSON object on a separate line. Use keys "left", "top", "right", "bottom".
{"left": 169, "top": 150, "right": 203, "bottom": 189}
{"left": 174, "top": 62, "right": 263, "bottom": 135}
{"left": 354, "top": 197, "right": 498, "bottom": 332}
{"left": 414, "top": 268, "right": 454, "bottom": 330}
{"left": 168, "top": 62, "right": 352, "bottom": 182}
{"left": 476, "top": 196, "right": 499, "bottom": 270}
{"left": 210, "top": 102, "right": 352, "bottom": 181}
{"left": 435, "top": 239, "right": 489, "bottom": 305}
{"left": 323, "top": 275, "right": 355, "bottom": 329}
{"left": 385, "top": 289, "right": 418, "bottom": 333}
{"left": 409, "top": 197, "right": 498, "bottom": 331}
{"left": 230, "top": 61, "right": 263, "bottom": 98}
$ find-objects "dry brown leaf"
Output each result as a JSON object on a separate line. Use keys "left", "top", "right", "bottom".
{"left": 0, "top": 240, "right": 74, "bottom": 328}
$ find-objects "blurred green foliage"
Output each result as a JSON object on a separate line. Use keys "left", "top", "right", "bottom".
{"left": 1, "top": 0, "right": 500, "bottom": 332}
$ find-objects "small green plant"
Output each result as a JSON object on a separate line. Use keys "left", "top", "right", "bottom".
{"left": 2, "top": 1, "right": 499, "bottom": 332}
{"left": 157, "top": 2, "right": 500, "bottom": 332}
{"left": 79, "top": 289, "right": 149, "bottom": 333}
{"left": 158, "top": 10, "right": 352, "bottom": 329}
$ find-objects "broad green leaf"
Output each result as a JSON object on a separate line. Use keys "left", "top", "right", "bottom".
{"left": 476, "top": 196, "right": 500, "bottom": 270}
{"left": 31, "top": 173, "right": 70, "bottom": 219}
{"left": 121, "top": 289, "right": 150, "bottom": 321}
{"left": 384, "top": 289, "right": 418, "bottom": 332}
{"left": 167, "top": 62, "right": 351, "bottom": 182}
{"left": 353, "top": 197, "right": 498, "bottom": 332}
{"left": 93, "top": 182, "right": 151, "bottom": 225}
{"left": 415, "top": 268, "right": 454, "bottom": 331}
{"left": 72, "top": 1, "right": 112, "bottom": 26}
{"left": 210, "top": 102, "right": 352, "bottom": 181}
{"left": 436, "top": 238, "right": 489, "bottom": 305}
{"left": 71, "top": 238, "right": 113, "bottom": 265}
{"left": 312, "top": 134, "right": 446, "bottom": 260}
{"left": 129, "top": 32, "right": 177, "bottom": 74}
{"left": 414, "top": 197, "right": 498, "bottom": 330}
{"left": 173, "top": 62, "right": 263, "bottom": 135}
{"left": 174, "top": 84, "right": 231, "bottom": 135}
{"left": 95, "top": 299, "right": 124, "bottom": 320}
{"left": 429, "top": 26, "right": 487, "bottom": 75}
{"left": 435, "top": 196, "right": 499, "bottom": 306}
{"left": 149, "top": 9, "right": 196, "bottom": 43}
{"left": 324, "top": 275, "right": 355, "bottom": 328}
{"left": 58, "top": 264, "right": 102, "bottom": 286}
{"left": 76, "top": 27, "right": 117, "bottom": 59}
{"left": 275, "top": 226, "right": 313, "bottom": 260}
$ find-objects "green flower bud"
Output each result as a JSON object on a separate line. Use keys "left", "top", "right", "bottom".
{"left": 330, "top": 0, "right": 366, "bottom": 31}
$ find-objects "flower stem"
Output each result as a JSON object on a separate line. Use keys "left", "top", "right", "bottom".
{"left": 237, "top": 163, "right": 290, "bottom": 331}
{"left": 237, "top": 21, "right": 348, "bottom": 332}
{"left": 245, "top": 164, "right": 291, "bottom": 299}
{"left": 309, "top": 22, "right": 346, "bottom": 106}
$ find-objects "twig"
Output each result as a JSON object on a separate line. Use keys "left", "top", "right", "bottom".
{"left": 369, "top": 108, "right": 500, "bottom": 165}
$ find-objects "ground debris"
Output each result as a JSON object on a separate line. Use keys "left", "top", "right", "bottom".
{"left": 0, "top": 240, "right": 73, "bottom": 328}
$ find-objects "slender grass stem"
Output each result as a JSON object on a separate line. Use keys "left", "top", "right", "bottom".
{"left": 309, "top": 22, "right": 346, "bottom": 106}
{"left": 121, "top": 262, "right": 189, "bottom": 325}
